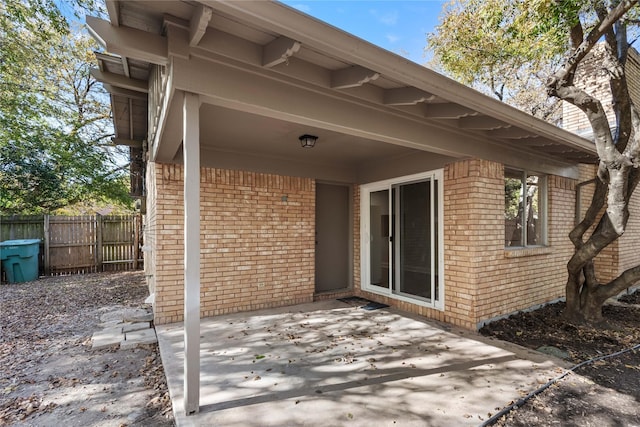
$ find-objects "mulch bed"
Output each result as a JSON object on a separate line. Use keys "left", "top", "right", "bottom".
{"left": 480, "top": 292, "right": 640, "bottom": 426}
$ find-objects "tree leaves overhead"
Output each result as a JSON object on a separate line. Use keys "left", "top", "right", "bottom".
{"left": 0, "top": 0, "right": 131, "bottom": 215}
{"left": 428, "top": 0, "right": 582, "bottom": 122}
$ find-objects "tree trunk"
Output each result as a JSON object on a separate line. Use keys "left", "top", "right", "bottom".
{"left": 564, "top": 272, "right": 607, "bottom": 324}
{"left": 564, "top": 167, "right": 640, "bottom": 325}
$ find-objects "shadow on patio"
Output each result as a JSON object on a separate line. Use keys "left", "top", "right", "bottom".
{"left": 156, "top": 300, "right": 563, "bottom": 427}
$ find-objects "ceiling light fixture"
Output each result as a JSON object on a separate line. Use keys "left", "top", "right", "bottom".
{"left": 298, "top": 134, "right": 318, "bottom": 148}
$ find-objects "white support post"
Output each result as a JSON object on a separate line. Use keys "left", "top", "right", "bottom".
{"left": 183, "top": 91, "right": 201, "bottom": 415}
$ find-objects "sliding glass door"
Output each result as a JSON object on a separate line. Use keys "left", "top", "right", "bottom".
{"left": 362, "top": 171, "right": 443, "bottom": 309}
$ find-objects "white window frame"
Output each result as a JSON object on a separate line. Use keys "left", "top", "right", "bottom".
{"left": 360, "top": 169, "right": 444, "bottom": 310}
{"left": 504, "top": 169, "right": 548, "bottom": 249}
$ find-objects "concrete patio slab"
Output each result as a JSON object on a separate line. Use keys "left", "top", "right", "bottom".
{"left": 156, "top": 300, "right": 565, "bottom": 427}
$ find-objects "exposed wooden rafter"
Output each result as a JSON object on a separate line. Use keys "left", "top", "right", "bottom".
{"left": 86, "top": 16, "right": 168, "bottom": 65}
{"left": 424, "top": 103, "right": 477, "bottom": 119}
{"left": 331, "top": 66, "right": 379, "bottom": 89}
{"left": 91, "top": 68, "right": 148, "bottom": 93}
{"left": 112, "top": 138, "right": 143, "bottom": 148}
{"left": 103, "top": 84, "right": 148, "bottom": 100}
{"left": 105, "top": 0, "right": 120, "bottom": 27}
{"left": 262, "top": 37, "right": 301, "bottom": 68}
{"left": 164, "top": 16, "right": 190, "bottom": 60}
{"left": 121, "top": 57, "right": 131, "bottom": 78}
{"left": 537, "top": 145, "right": 576, "bottom": 154}
{"left": 189, "top": 4, "right": 212, "bottom": 47}
{"left": 517, "top": 137, "right": 554, "bottom": 147}
{"left": 489, "top": 127, "right": 537, "bottom": 139}
{"left": 384, "top": 87, "right": 438, "bottom": 106}
{"left": 458, "top": 115, "right": 509, "bottom": 130}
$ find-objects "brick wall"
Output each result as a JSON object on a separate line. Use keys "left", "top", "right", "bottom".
{"left": 618, "top": 186, "right": 640, "bottom": 277}
{"left": 456, "top": 159, "right": 575, "bottom": 327}
{"left": 150, "top": 163, "right": 315, "bottom": 324}
{"left": 563, "top": 47, "right": 640, "bottom": 137}
{"left": 562, "top": 44, "right": 617, "bottom": 136}
{"left": 353, "top": 185, "right": 361, "bottom": 292}
{"left": 152, "top": 164, "right": 187, "bottom": 324}
{"left": 616, "top": 50, "right": 640, "bottom": 281}
{"left": 144, "top": 162, "right": 159, "bottom": 296}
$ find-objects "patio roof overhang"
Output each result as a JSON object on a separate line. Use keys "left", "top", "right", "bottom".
{"left": 90, "top": 0, "right": 597, "bottom": 185}
{"left": 88, "top": 0, "right": 599, "bottom": 416}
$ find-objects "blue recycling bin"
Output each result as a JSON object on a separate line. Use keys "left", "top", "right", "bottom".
{"left": 0, "top": 239, "right": 41, "bottom": 283}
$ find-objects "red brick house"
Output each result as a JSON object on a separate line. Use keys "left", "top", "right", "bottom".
{"left": 89, "top": 1, "right": 639, "bottom": 413}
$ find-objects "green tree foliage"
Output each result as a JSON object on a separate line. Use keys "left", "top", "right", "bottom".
{"left": 428, "top": 0, "right": 576, "bottom": 122}
{"left": 0, "top": 0, "right": 131, "bottom": 214}
{"left": 431, "top": 0, "right": 640, "bottom": 323}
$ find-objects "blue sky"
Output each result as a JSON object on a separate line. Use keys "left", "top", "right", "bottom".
{"left": 280, "top": 1, "right": 447, "bottom": 64}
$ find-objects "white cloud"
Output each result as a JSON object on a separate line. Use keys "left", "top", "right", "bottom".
{"left": 386, "top": 34, "right": 400, "bottom": 43}
{"left": 369, "top": 9, "right": 398, "bottom": 26}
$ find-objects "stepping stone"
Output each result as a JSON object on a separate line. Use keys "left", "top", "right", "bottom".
{"left": 123, "top": 322, "right": 150, "bottom": 333}
{"left": 537, "top": 345, "right": 570, "bottom": 360}
{"left": 101, "top": 308, "right": 149, "bottom": 323}
{"left": 125, "top": 313, "right": 153, "bottom": 323}
{"left": 92, "top": 326, "right": 124, "bottom": 350}
{"left": 121, "top": 328, "right": 157, "bottom": 349}
{"left": 98, "top": 320, "right": 129, "bottom": 329}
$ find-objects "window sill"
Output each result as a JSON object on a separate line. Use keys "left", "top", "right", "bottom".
{"left": 504, "top": 246, "right": 553, "bottom": 258}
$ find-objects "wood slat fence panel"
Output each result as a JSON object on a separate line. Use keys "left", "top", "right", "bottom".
{"left": 0, "top": 214, "right": 143, "bottom": 279}
{"left": 102, "top": 215, "right": 141, "bottom": 272}
{"left": 48, "top": 216, "right": 97, "bottom": 275}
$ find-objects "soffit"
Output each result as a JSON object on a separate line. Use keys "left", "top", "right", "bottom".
{"left": 97, "top": 0, "right": 599, "bottom": 169}
{"left": 95, "top": 53, "right": 148, "bottom": 143}
{"left": 199, "top": 103, "right": 419, "bottom": 167}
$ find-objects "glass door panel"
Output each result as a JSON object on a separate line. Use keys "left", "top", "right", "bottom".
{"left": 369, "top": 189, "right": 389, "bottom": 289}
{"left": 393, "top": 180, "right": 431, "bottom": 299}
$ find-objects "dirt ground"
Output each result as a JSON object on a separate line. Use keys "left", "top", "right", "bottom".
{"left": 480, "top": 292, "right": 640, "bottom": 426}
{"left": 0, "top": 271, "right": 173, "bottom": 427}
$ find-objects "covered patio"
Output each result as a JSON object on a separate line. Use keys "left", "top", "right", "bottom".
{"left": 157, "top": 300, "right": 563, "bottom": 426}
{"left": 88, "top": 0, "right": 599, "bottom": 418}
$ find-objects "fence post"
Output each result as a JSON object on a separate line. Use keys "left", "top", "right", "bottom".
{"left": 44, "top": 215, "right": 50, "bottom": 276}
{"left": 96, "top": 214, "right": 103, "bottom": 272}
{"left": 9, "top": 216, "right": 16, "bottom": 240}
{"left": 133, "top": 215, "right": 140, "bottom": 270}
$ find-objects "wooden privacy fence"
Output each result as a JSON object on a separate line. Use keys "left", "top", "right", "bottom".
{"left": 1, "top": 215, "right": 143, "bottom": 277}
